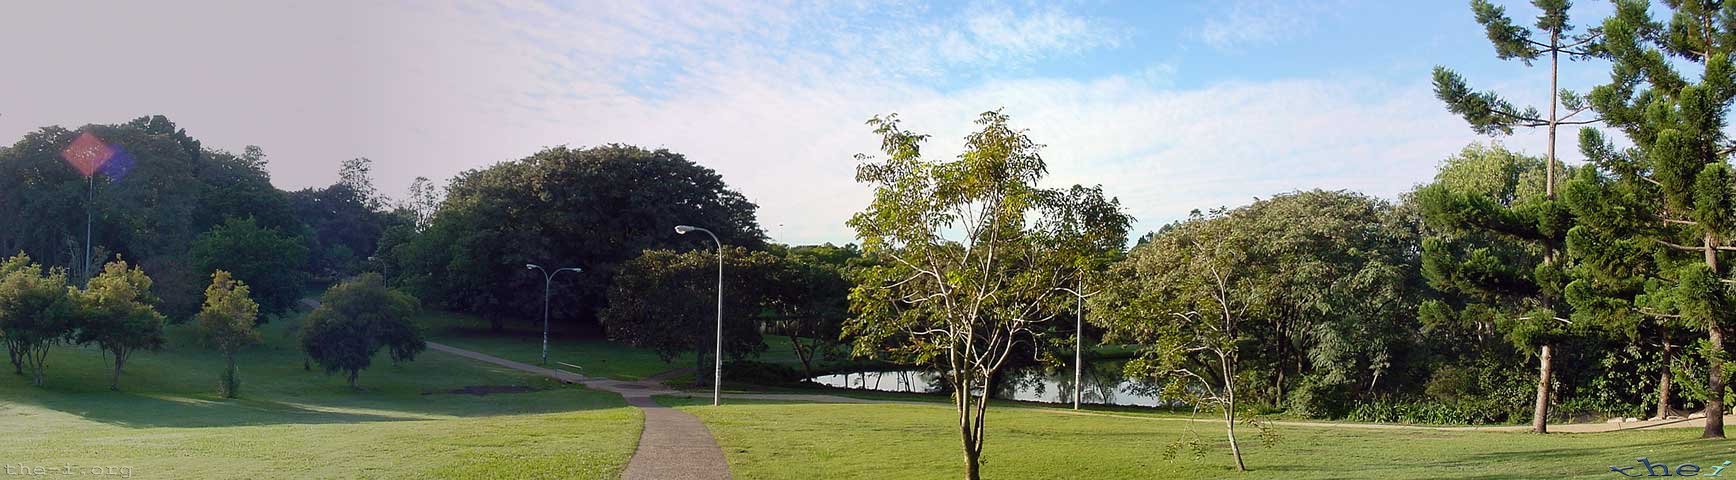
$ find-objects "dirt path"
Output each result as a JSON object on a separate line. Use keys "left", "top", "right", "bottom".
{"left": 426, "top": 342, "right": 730, "bottom": 480}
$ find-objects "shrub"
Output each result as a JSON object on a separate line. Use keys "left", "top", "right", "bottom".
{"left": 1286, "top": 375, "right": 1352, "bottom": 419}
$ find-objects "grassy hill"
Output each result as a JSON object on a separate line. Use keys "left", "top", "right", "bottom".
{"left": 0, "top": 313, "right": 640, "bottom": 479}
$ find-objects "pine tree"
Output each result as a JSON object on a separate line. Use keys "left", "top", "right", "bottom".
{"left": 1571, "top": 0, "right": 1736, "bottom": 439}
{"left": 1426, "top": 0, "right": 1601, "bottom": 434}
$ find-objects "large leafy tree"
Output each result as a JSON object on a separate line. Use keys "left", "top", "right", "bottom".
{"left": 598, "top": 247, "right": 780, "bottom": 382}
{"left": 1236, "top": 190, "right": 1422, "bottom": 404}
{"left": 0, "top": 253, "right": 77, "bottom": 386}
{"left": 73, "top": 258, "right": 167, "bottom": 391}
{"left": 764, "top": 244, "right": 859, "bottom": 377}
{"left": 190, "top": 217, "right": 309, "bottom": 315}
{"left": 390, "top": 144, "right": 763, "bottom": 333}
{"left": 1569, "top": 0, "right": 1736, "bottom": 439}
{"left": 195, "top": 270, "right": 262, "bottom": 398}
{"left": 844, "top": 110, "right": 1130, "bottom": 480}
{"left": 300, "top": 273, "right": 424, "bottom": 388}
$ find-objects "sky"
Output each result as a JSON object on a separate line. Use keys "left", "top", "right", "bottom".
{"left": 0, "top": 0, "right": 1620, "bottom": 245}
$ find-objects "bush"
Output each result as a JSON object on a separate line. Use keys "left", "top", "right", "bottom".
{"left": 1286, "top": 375, "right": 1351, "bottom": 419}
{"left": 1346, "top": 399, "right": 1499, "bottom": 425}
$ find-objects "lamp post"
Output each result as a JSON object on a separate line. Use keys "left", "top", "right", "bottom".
{"left": 1055, "top": 276, "right": 1097, "bottom": 410}
{"left": 526, "top": 263, "right": 581, "bottom": 366}
{"left": 675, "top": 225, "right": 723, "bottom": 406}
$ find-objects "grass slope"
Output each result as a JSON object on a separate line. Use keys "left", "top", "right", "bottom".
{"left": 419, "top": 312, "right": 689, "bottom": 381}
{"left": 661, "top": 396, "right": 1736, "bottom": 479}
{"left": 1, "top": 314, "right": 641, "bottom": 479}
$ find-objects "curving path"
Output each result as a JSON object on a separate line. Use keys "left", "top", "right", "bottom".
{"left": 427, "top": 342, "right": 730, "bottom": 480}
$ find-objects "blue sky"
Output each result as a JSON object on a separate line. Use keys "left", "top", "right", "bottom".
{"left": 0, "top": 0, "right": 1619, "bottom": 245}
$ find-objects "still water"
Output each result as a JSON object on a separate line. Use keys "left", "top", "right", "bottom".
{"left": 808, "top": 362, "right": 1173, "bottom": 408}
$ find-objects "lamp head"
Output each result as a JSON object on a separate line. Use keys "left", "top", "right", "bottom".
{"left": 674, "top": 225, "right": 696, "bottom": 235}
{"left": 526, "top": 263, "right": 539, "bottom": 270}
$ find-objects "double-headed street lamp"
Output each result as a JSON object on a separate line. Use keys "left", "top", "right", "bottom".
{"left": 675, "top": 224, "right": 723, "bottom": 406}
{"left": 1055, "top": 276, "right": 1097, "bottom": 411}
{"left": 526, "top": 263, "right": 581, "bottom": 366}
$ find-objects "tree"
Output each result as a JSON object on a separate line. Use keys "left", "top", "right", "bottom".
{"left": 0, "top": 253, "right": 77, "bottom": 386}
{"left": 189, "top": 217, "right": 309, "bottom": 315}
{"left": 599, "top": 247, "right": 775, "bottom": 382}
{"left": 766, "top": 244, "right": 859, "bottom": 377}
{"left": 288, "top": 158, "right": 391, "bottom": 280}
{"left": 1432, "top": 0, "right": 1608, "bottom": 434}
{"left": 1414, "top": 143, "right": 1576, "bottom": 433}
{"left": 195, "top": 270, "right": 261, "bottom": 398}
{"left": 300, "top": 273, "right": 424, "bottom": 388}
{"left": 843, "top": 110, "right": 1130, "bottom": 480}
{"left": 392, "top": 144, "right": 763, "bottom": 334}
{"left": 1571, "top": 0, "right": 1736, "bottom": 439}
{"left": 1237, "top": 190, "right": 1421, "bottom": 405}
{"left": 73, "top": 258, "right": 167, "bottom": 391}
{"left": 1433, "top": 0, "right": 1602, "bottom": 193}
{"left": 1095, "top": 209, "right": 1262, "bottom": 471}
{"left": 401, "top": 176, "right": 442, "bottom": 233}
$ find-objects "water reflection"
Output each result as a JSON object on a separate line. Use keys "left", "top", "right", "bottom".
{"left": 808, "top": 362, "right": 1173, "bottom": 408}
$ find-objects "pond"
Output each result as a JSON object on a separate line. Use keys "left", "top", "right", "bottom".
{"left": 807, "top": 362, "right": 1175, "bottom": 408}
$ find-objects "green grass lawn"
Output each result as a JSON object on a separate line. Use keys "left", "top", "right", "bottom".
{"left": 2, "top": 315, "right": 642, "bottom": 479}
{"left": 660, "top": 396, "right": 1736, "bottom": 479}
{"left": 418, "top": 311, "right": 690, "bottom": 381}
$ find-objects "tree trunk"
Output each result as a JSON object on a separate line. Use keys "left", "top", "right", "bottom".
{"left": 695, "top": 348, "right": 708, "bottom": 386}
{"left": 957, "top": 384, "right": 982, "bottom": 480}
{"left": 1226, "top": 384, "right": 1247, "bottom": 472}
{"left": 1532, "top": 344, "right": 1554, "bottom": 434}
{"left": 1658, "top": 341, "right": 1675, "bottom": 419}
{"left": 223, "top": 353, "right": 239, "bottom": 398}
{"left": 1707, "top": 232, "right": 1727, "bottom": 439}
{"left": 1707, "top": 324, "right": 1727, "bottom": 439}
{"left": 7, "top": 343, "right": 20, "bottom": 375}
{"left": 109, "top": 349, "right": 126, "bottom": 391}
{"left": 962, "top": 443, "right": 980, "bottom": 480}
{"left": 347, "top": 369, "right": 359, "bottom": 389}
{"left": 790, "top": 335, "right": 814, "bottom": 378}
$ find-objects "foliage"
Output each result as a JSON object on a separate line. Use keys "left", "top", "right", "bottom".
{"left": 382, "top": 144, "right": 763, "bottom": 333}
{"left": 844, "top": 110, "right": 1130, "bottom": 479}
{"left": 299, "top": 273, "right": 424, "bottom": 387}
{"left": 195, "top": 270, "right": 262, "bottom": 398}
{"left": 1415, "top": 142, "right": 1579, "bottom": 434}
{"left": 0, "top": 253, "right": 77, "bottom": 386}
{"left": 763, "top": 243, "right": 858, "bottom": 377}
{"left": 599, "top": 247, "right": 774, "bottom": 380}
{"left": 72, "top": 258, "right": 167, "bottom": 391}
{"left": 0, "top": 118, "right": 304, "bottom": 314}
{"left": 190, "top": 217, "right": 309, "bottom": 315}
{"left": 289, "top": 158, "right": 390, "bottom": 280}
{"left": 1568, "top": 0, "right": 1736, "bottom": 438}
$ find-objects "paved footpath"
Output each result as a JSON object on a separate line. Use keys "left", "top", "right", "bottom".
{"left": 427, "top": 342, "right": 731, "bottom": 480}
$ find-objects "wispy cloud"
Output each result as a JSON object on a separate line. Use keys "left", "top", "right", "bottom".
{"left": 1195, "top": 0, "right": 1329, "bottom": 51}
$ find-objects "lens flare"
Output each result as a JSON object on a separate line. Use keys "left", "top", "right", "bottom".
{"left": 59, "top": 131, "right": 114, "bottom": 178}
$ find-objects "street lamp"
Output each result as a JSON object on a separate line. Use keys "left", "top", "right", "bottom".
{"left": 1055, "top": 276, "right": 1098, "bottom": 410}
{"left": 526, "top": 263, "right": 581, "bottom": 366}
{"left": 675, "top": 224, "right": 723, "bottom": 406}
